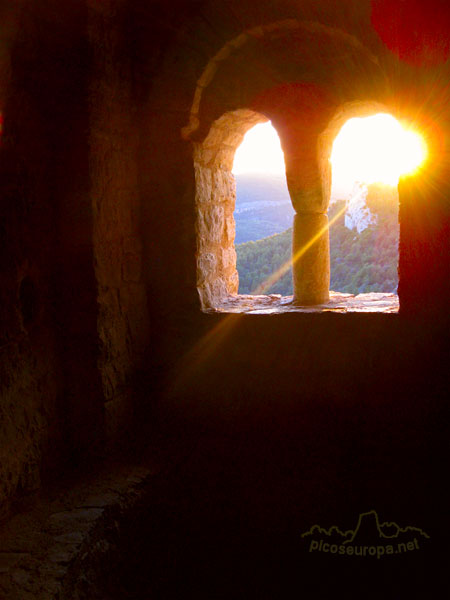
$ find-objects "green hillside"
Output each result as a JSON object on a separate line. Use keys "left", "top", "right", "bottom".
{"left": 236, "top": 183, "right": 399, "bottom": 296}
{"left": 236, "top": 229, "right": 293, "bottom": 295}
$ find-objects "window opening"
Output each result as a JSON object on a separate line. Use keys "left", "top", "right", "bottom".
{"left": 328, "top": 113, "right": 426, "bottom": 297}
{"left": 195, "top": 109, "right": 427, "bottom": 313}
{"left": 232, "top": 122, "right": 294, "bottom": 296}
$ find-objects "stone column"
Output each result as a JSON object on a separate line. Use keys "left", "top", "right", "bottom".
{"left": 284, "top": 150, "right": 330, "bottom": 305}
{"left": 266, "top": 82, "right": 334, "bottom": 305}
{"left": 292, "top": 212, "right": 330, "bottom": 305}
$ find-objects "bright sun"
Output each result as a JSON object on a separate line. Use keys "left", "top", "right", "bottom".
{"left": 232, "top": 114, "right": 427, "bottom": 191}
{"left": 331, "top": 113, "right": 427, "bottom": 187}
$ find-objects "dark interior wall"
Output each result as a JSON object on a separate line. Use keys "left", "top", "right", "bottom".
{"left": 155, "top": 311, "right": 448, "bottom": 528}
{"left": 0, "top": 0, "right": 95, "bottom": 516}
{"left": 88, "top": 0, "right": 151, "bottom": 442}
{"left": 47, "top": 0, "right": 106, "bottom": 465}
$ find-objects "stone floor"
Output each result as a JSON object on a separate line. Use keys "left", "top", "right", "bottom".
{"left": 0, "top": 410, "right": 444, "bottom": 599}
{"left": 209, "top": 291, "right": 399, "bottom": 314}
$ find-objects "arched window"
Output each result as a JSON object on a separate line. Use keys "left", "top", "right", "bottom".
{"left": 232, "top": 122, "right": 294, "bottom": 297}
{"left": 195, "top": 106, "right": 426, "bottom": 314}
{"left": 328, "top": 114, "right": 406, "bottom": 297}
{"left": 324, "top": 110, "right": 426, "bottom": 310}
{"left": 194, "top": 109, "right": 280, "bottom": 309}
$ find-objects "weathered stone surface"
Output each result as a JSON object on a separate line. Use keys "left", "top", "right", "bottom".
{"left": 223, "top": 212, "right": 236, "bottom": 244}
{"left": 211, "top": 169, "right": 235, "bottom": 205}
{"left": 207, "top": 291, "right": 399, "bottom": 314}
{"left": 122, "top": 252, "right": 142, "bottom": 283}
{"left": 228, "top": 270, "right": 239, "bottom": 295}
{"left": 292, "top": 212, "right": 330, "bottom": 305}
{"left": 197, "top": 252, "right": 217, "bottom": 282}
{"left": 47, "top": 509, "right": 104, "bottom": 533}
{"left": 195, "top": 152, "right": 239, "bottom": 307}
{"left": 0, "top": 553, "right": 30, "bottom": 574}
{"left": 195, "top": 165, "right": 213, "bottom": 203}
{"left": 104, "top": 391, "right": 133, "bottom": 441}
{"left": 203, "top": 205, "right": 225, "bottom": 244}
{"left": 0, "top": 464, "right": 152, "bottom": 600}
{"left": 78, "top": 494, "right": 119, "bottom": 509}
{"left": 221, "top": 247, "right": 236, "bottom": 271}
{"left": 53, "top": 532, "right": 85, "bottom": 545}
{"left": 88, "top": 0, "right": 151, "bottom": 447}
{"left": 194, "top": 110, "right": 268, "bottom": 308}
{"left": 285, "top": 156, "right": 329, "bottom": 214}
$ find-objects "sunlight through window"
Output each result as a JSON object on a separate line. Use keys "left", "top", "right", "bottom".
{"left": 232, "top": 122, "right": 285, "bottom": 175}
{"left": 328, "top": 113, "right": 425, "bottom": 298}
{"left": 230, "top": 113, "right": 426, "bottom": 302}
{"left": 331, "top": 113, "right": 427, "bottom": 195}
{"left": 232, "top": 122, "right": 294, "bottom": 296}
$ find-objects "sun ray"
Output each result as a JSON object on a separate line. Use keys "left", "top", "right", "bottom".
{"left": 252, "top": 203, "right": 348, "bottom": 296}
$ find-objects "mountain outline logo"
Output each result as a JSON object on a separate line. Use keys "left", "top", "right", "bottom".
{"left": 302, "top": 510, "right": 430, "bottom": 558}
{"left": 302, "top": 509, "right": 430, "bottom": 542}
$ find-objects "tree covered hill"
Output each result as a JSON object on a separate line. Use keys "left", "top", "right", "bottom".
{"left": 236, "top": 228, "right": 293, "bottom": 296}
{"left": 236, "top": 183, "right": 399, "bottom": 296}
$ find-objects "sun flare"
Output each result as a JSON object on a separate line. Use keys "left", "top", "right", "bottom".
{"left": 331, "top": 113, "right": 427, "bottom": 188}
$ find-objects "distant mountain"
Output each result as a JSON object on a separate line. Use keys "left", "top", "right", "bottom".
{"left": 236, "top": 182, "right": 399, "bottom": 295}
{"left": 234, "top": 173, "right": 294, "bottom": 243}
{"left": 343, "top": 182, "right": 378, "bottom": 233}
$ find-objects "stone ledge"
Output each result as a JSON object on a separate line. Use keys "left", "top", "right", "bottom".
{"left": 205, "top": 291, "right": 399, "bottom": 314}
{"left": 0, "top": 464, "right": 153, "bottom": 600}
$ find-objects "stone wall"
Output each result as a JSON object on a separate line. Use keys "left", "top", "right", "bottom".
{"left": 88, "top": 0, "right": 150, "bottom": 442}
{"left": 0, "top": 0, "right": 92, "bottom": 517}
{"left": 194, "top": 110, "right": 266, "bottom": 308}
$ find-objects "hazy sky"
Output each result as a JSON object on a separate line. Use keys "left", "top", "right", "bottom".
{"left": 232, "top": 117, "right": 426, "bottom": 199}
{"left": 232, "top": 122, "right": 285, "bottom": 176}
{"left": 232, "top": 121, "right": 355, "bottom": 198}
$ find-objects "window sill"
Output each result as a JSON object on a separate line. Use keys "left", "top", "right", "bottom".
{"left": 205, "top": 291, "right": 399, "bottom": 314}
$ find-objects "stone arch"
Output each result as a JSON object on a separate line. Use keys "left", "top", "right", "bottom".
{"left": 318, "top": 100, "right": 397, "bottom": 203}
{"left": 186, "top": 15, "right": 439, "bottom": 310}
{"left": 194, "top": 109, "right": 273, "bottom": 309}
{"left": 317, "top": 100, "right": 405, "bottom": 302}
{"left": 184, "top": 18, "right": 390, "bottom": 309}
{"left": 182, "top": 19, "right": 380, "bottom": 142}
{"left": 195, "top": 99, "right": 412, "bottom": 310}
